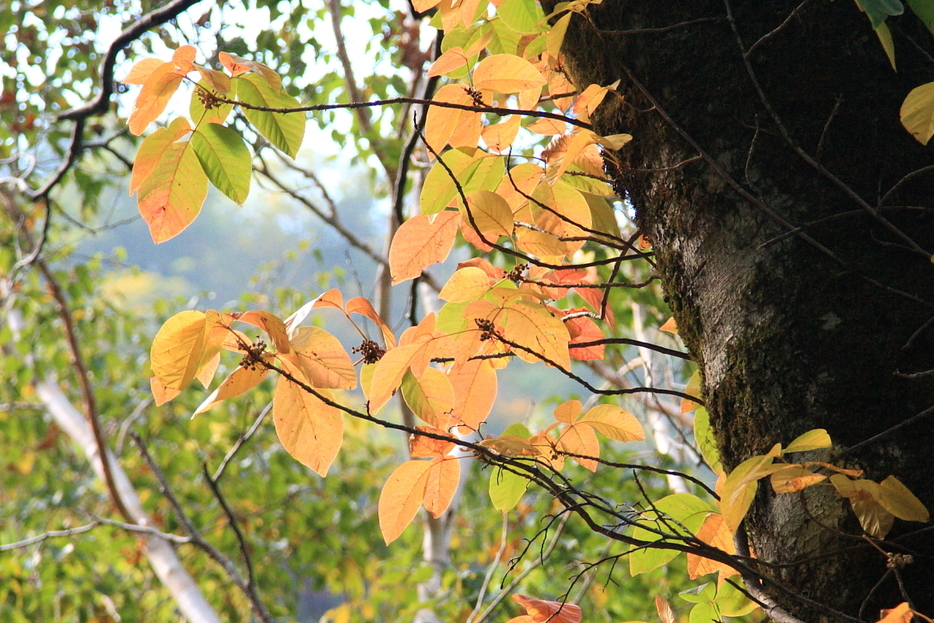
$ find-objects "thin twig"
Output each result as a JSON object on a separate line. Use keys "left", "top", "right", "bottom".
{"left": 211, "top": 403, "right": 271, "bottom": 482}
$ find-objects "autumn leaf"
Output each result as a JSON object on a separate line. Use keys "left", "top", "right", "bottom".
{"left": 425, "top": 84, "right": 482, "bottom": 153}
{"left": 378, "top": 460, "right": 432, "bottom": 544}
{"left": 409, "top": 427, "right": 457, "bottom": 458}
{"left": 368, "top": 343, "right": 424, "bottom": 413}
{"left": 557, "top": 422, "right": 599, "bottom": 471}
{"left": 439, "top": 266, "right": 494, "bottom": 302}
{"left": 482, "top": 115, "right": 522, "bottom": 153}
{"left": 553, "top": 399, "right": 582, "bottom": 423}
{"left": 273, "top": 361, "right": 343, "bottom": 477}
{"left": 150, "top": 375, "right": 181, "bottom": 406}
{"left": 423, "top": 457, "right": 461, "bottom": 517}
{"left": 401, "top": 367, "right": 455, "bottom": 428}
{"left": 770, "top": 465, "right": 827, "bottom": 494}
{"left": 579, "top": 404, "right": 645, "bottom": 442}
{"left": 389, "top": 211, "right": 460, "bottom": 284}
{"left": 193, "top": 354, "right": 273, "bottom": 415}
{"left": 135, "top": 120, "right": 209, "bottom": 243}
{"left": 460, "top": 190, "right": 513, "bottom": 240}
{"left": 427, "top": 46, "right": 470, "bottom": 77}
{"left": 511, "top": 594, "right": 582, "bottom": 623}
{"left": 686, "top": 513, "right": 736, "bottom": 579}
{"left": 284, "top": 326, "right": 357, "bottom": 390}
{"left": 219, "top": 51, "right": 282, "bottom": 92}
{"left": 127, "top": 47, "right": 196, "bottom": 135}
{"left": 878, "top": 475, "right": 930, "bottom": 522}
{"left": 346, "top": 296, "right": 398, "bottom": 350}
{"left": 784, "top": 428, "right": 833, "bottom": 453}
{"left": 877, "top": 603, "right": 913, "bottom": 623}
{"left": 150, "top": 310, "right": 209, "bottom": 391}
{"left": 449, "top": 358, "right": 498, "bottom": 430}
{"left": 473, "top": 54, "right": 547, "bottom": 93}
{"left": 130, "top": 117, "right": 191, "bottom": 195}
{"left": 499, "top": 300, "right": 571, "bottom": 368}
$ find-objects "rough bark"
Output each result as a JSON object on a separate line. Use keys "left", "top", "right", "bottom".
{"left": 551, "top": 0, "right": 934, "bottom": 619}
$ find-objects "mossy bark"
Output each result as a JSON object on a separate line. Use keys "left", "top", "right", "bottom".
{"left": 548, "top": 0, "right": 934, "bottom": 618}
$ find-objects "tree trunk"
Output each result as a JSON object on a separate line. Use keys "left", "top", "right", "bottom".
{"left": 553, "top": 0, "right": 934, "bottom": 618}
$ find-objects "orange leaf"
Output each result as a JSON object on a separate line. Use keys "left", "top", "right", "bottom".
{"left": 877, "top": 603, "right": 912, "bottom": 623}
{"left": 368, "top": 343, "right": 423, "bottom": 413}
{"left": 194, "top": 354, "right": 273, "bottom": 415}
{"left": 427, "top": 47, "right": 470, "bottom": 77}
{"left": 218, "top": 51, "right": 281, "bottom": 92}
{"left": 511, "top": 594, "right": 582, "bottom": 623}
{"left": 686, "top": 513, "right": 736, "bottom": 579}
{"left": 150, "top": 375, "right": 181, "bottom": 406}
{"left": 543, "top": 130, "right": 598, "bottom": 182}
{"left": 233, "top": 310, "right": 291, "bottom": 354}
{"left": 655, "top": 595, "right": 676, "bottom": 623}
{"left": 473, "top": 55, "right": 547, "bottom": 94}
{"left": 553, "top": 399, "right": 582, "bottom": 423}
{"left": 557, "top": 422, "right": 599, "bottom": 471}
{"left": 566, "top": 315, "right": 605, "bottom": 361}
{"left": 659, "top": 317, "right": 678, "bottom": 334}
{"left": 389, "top": 211, "right": 460, "bottom": 284}
{"left": 122, "top": 57, "right": 166, "bottom": 85}
{"left": 527, "top": 116, "right": 568, "bottom": 135}
{"left": 378, "top": 460, "right": 432, "bottom": 544}
{"left": 346, "top": 296, "right": 398, "bottom": 350}
{"left": 424, "top": 457, "right": 461, "bottom": 517}
{"left": 409, "top": 426, "right": 457, "bottom": 458}
{"left": 449, "top": 358, "right": 498, "bottom": 431}
{"left": 273, "top": 361, "right": 343, "bottom": 477}
{"left": 424, "top": 84, "right": 482, "bottom": 153}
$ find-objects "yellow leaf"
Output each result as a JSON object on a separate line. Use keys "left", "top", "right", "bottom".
{"left": 500, "top": 300, "right": 571, "bottom": 368}
{"left": 680, "top": 369, "right": 702, "bottom": 413}
{"left": 901, "top": 81, "right": 934, "bottom": 144}
{"left": 273, "top": 362, "right": 343, "bottom": 477}
{"left": 409, "top": 426, "right": 457, "bottom": 458}
{"left": 129, "top": 117, "right": 191, "bottom": 195}
{"left": 449, "top": 358, "right": 497, "bottom": 431}
{"left": 424, "top": 457, "right": 461, "bottom": 517}
{"left": 193, "top": 354, "right": 273, "bottom": 415}
{"left": 389, "top": 211, "right": 460, "bottom": 284}
{"left": 879, "top": 475, "right": 930, "bottom": 522}
{"left": 479, "top": 435, "right": 542, "bottom": 457}
{"left": 769, "top": 465, "right": 827, "bottom": 494}
{"left": 285, "top": 326, "right": 357, "bottom": 390}
{"left": 594, "top": 133, "right": 633, "bottom": 150}
{"left": 686, "top": 513, "right": 735, "bottom": 579}
{"left": 128, "top": 67, "right": 186, "bottom": 135}
{"left": 413, "top": 0, "right": 444, "bottom": 13}
{"left": 401, "top": 367, "right": 455, "bottom": 428}
{"left": 472, "top": 54, "right": 547, "bottom": 94}
{"left": 546, "top": 13, "right": 572, "bottom": 58}
{"left": 543, "top": 130, "right": 597, "bottom": 182}
{"left": 378, "top": 460, "right": 432, "bottom": 544}
{"left": 659, "top": 317, "right": 678, "bottom": 334}
{"left": 461, "top": 190, "right": 513, "bottom": 240}
{"left": 830, "top": 475, "right": 894, "bottom": 538}
{"left": 150, "top": 310, "right": 208, "bottom": 390}
{"left": 784, "top": 428, "right": 833, "bottom": 453}
{"left": 482, "top": 115, "right": 522, "bottom": 152}
{"left": 439, "top": 266, "right": 493, "bottom": 302}
{"left": 720, "top": 445, "right": 782, "bottom": 531}
{"left": 193, "top": 65, "right": 231, "bottom": 95}
{"left": 233, "top": 310, "right": 291, "bottom": 354}
{"left": 579, "top": 404, "right": 645, "bottom": 442}
{"left": 136, "top": 127, "right": 209, "bottom": 243}
{"left": 515, "top": 228, "right": 568, "bottom": 257}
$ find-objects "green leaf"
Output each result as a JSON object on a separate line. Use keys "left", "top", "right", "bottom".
{"left": 679, "top": 582, "right": 716, "bottom": 604}
{"left": 190, "top": 123, "right": 252, "bottom": 204}
{"left": 497, "top": 0, "right": 546, "bottom": 34}
{"left": 234, "top": 73, "right": 305, "bottom": 157}
{"left": 189, "top": 79, "right": 234, "bottom": 126}
{"left": 688, "top": 601, "right": 719, "bottom": 623}
{"left": 874, "top": 21, "right": 897, "bottom": 70}
{"left": 907, "top": 0, "right": 934, "bottom": 36}
{"left": 856, "top": 0, "right": 905, "bottom": 27}
{"left": 693, "top": 407, "right": 722, "bottom": 475}
{"left": 629, "top": 493, "right": 711, "bottom": 575}
{"left": 420, "top": 150, "right": 504, "bottom": 215}
{"left": 489, "top": 466, "right": 528, "bottom": 512}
